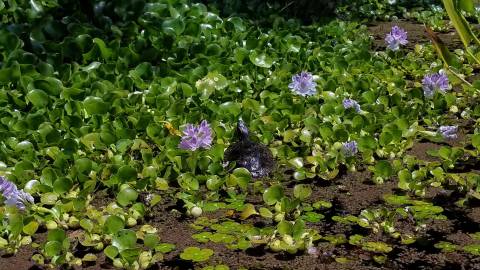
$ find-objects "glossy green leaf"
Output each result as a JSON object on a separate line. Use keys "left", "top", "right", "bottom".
{"left": 263, "top": 185, "right": 284, "bottom": 205}
{"left": 83, "top": 96, "right": 109, "bottom": 115}
{"left": 27, "top": 89, "right": 50, "bottom": 108}
{"left": 249, "top": 51, "right": 273, "bottom": 68}
{"left": 105, "top": 215, "right": 125, "bottom": 235}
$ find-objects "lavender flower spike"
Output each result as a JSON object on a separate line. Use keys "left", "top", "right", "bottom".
{"left": 0, "top": 176, "right": 34, "bottom": 211}
{"left": 343, "top": 98, "right": 361, "bottom": 112}
{"left": 179, "top": 120, "right": 213, "bottom": 151}
{"left": 422, "top": 71, "right": 449, "bottom": 98}
{"left": 288, "top": 71, "right": 317, "bottom": 96}
{"left": 342, "top": 141, "right": 358, "bottom": 157}
{"left": 438, "top": 125, "right": 458, "bottom": 140}
{"left": 385, "top": 25, "right": 408, "bottom": 51}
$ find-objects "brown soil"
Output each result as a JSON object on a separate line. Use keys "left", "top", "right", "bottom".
{"left": 4, "top": 168, "right": 480, "bottom": 270}
{"left": 367, "top": 20, "right": 462, "bottom": 50}
{"left": 406, "top": 142, "right": 441, "bottom": 162}
{"left": 0, "top": 232, "right": 47, "bottom": 270}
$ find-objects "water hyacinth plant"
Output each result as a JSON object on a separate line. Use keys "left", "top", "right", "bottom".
{"left": 0, "top": 176, "right": 34, "bottom": 211}
{"left": 343, "top": 98, "right": 361, "bottom": 112}
{"left": 2, "top": 1, "right": 480, "bottom": 268}
{"left": 288, "top": 72, "right": 317, "bottom": 96}
{"left": 438, "top": 125, "right": 458, "bottom": 140}
{"left": 385, "top": 25, "right": 408, "bottom": 51}
{"left": 422, "top": 71, "right": 450, "bottom": 98}
{"left": 179, "top": 120, "right": 213, "bottom": 151}
{"left": 342, "top": 141, "right": 358, "bottom": 157}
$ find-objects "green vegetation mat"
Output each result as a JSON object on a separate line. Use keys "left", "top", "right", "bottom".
{"left": 1, "top": 0, "right": 480, "bottom": 269}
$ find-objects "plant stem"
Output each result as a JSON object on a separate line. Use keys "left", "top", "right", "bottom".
{"left": 446, "top": 67, "right": 472, "bottom": 87}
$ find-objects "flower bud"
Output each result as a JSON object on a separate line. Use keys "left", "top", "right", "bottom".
{"left": 191, "top": 206, "right": 202, "bottom": 217}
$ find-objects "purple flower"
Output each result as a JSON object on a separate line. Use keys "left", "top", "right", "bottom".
{"left": 288, "top": 71, "right": 317, "bottom": 96}
{"left": 342, "top": 141, "right": 358, "bottom": 157}
{"left": 179, "top": 120, "right": 213, "bottom": 151}
{"left": 422, "top": 71, "right": 449, "bottom": 98}
{"left": 0, "top": 176, "right": 34, "bottom": 211}
{"left": 307, "top": 246, "right": 319, "bottom": 257}
{"left": 385, "top": 26, "right": 408, "bottom": 51}
{"left": 343, "top": 98, "right": 361, "bottom": 112}
{"left": 438, "top": 125, "right": 457, "bottom": 140}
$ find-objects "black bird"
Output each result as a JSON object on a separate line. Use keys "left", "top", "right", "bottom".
{"left": 224, "top": 120, "right": 275, "bottom": 178}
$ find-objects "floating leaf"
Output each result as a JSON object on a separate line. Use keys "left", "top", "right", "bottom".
{"left": 83, "top": 96, "right": 109, "bottom": 115}
{"left": 104, "top": 215, "right": 125, "bottom": 235}
{"left": 27, "top": 89, "right": 49, "bottom": 108}
{"left": 240, "top": 203, "right": 258, "bottom": 220}
{"left": 180, "top": 247, "right": 214, "bottom": 262}
{"left": 249, "top": 51, "right": 273, "bottom": 68}
{"left": 263, "top": 185, "right": 284, "bottom": 205}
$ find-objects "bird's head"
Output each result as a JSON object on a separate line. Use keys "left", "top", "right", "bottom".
{"left": 236, "top": 119, "right": 250, "bottom": 140}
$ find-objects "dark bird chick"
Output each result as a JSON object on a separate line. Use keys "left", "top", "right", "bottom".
{"left": 224, "top": 120, "right": 275, "bottom": 178}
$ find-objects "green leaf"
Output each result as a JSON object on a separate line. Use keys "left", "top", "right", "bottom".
{"left": 120, "top": 248, "right": 141, "bottom": 264}
{"left": 178, "top": 173, "right": 199, "bottom": 191}
{"left": 259, "top": 207, "right": 273, "bottom": 218}
{"left": 155, "top": 243, "right": 176, "bottom": 253}
{"left": 48, "top": 229, "right": 66, "bottom": 242}
{"left": 293, "top": 184, "right": 312, "bottom": 201}
{"left": 144, "top": 234, "right": 160, "bottom": 249}
{"left": 249, "top": 51, "right": 273, "bottom": 68}
{"left": 117, "top": 187, "right": 138, "bottom": 207}
{"left": 44, "top": 241, "right": 62, "bottom": 257}
{"left": 384, "top": 194, "right": 411, "bottom": 205}
{"left": 75, "top": 158, "right": 92, "bottom": 173}
{"left": 93, "top": 38, "right": 113, "bottom": 60}
{"left": 289, "top": 157, "right": 304, "bottom": 169}
{"left": 195, "top": 72, "right": 228, "bottom": 100}
{"left": 23, "top": 221, "right": 39, "bottom": 235}
{"left": 117, "top": 165, "right": 137, "bottom": 182}
{"left": 292, "top": 219, "right": 305, "bottom": 240}
{"left": 472, "top": 134, "right": 480, "bottom": 149}
{"left": 104, "top": 245, "right": 119, "bottom": 260}
{"left": 263, "top": 185, "right": 284, "bottom": 205}
{"left": 229, "top": 168, "right": 252, "bottom": 189}
{"left": 180, "top": 247, "right": 214, "bottom": 262}
{"left": 53, "top": 177, "right": 73, "bottom": 194}
{"left": 83, "top": 96, "right": 109, "bottom": 115}
{"left": 277, "top": 221, "right": 293, "bottom": 236}
{"left": 206, "top": 175, "right": 223, "bottom": 191}
{"left": 240, "top": 203, "right": 258, "bottom": 220}
{"left": 362, "top": 242, "right": 393, "bottom": 253}
{"left": 162, "top": 18, "right": 185, "bottom": 35}
{"left": 442, "top": 0, "right": 480, "bottom": 48}
{"left": 219, "top": 102, "right": 242, "bottom": 117}
{"left": 464, "top": 244, "right": 480, "bottom": 255}
{"left": 375, "top": 160, "right": 393, "bottom": 178}
{"left": 104, "top": 215, "right": 125, "bottom": 235}
{"left": 425, "top": 26, "right": 461, "bottom": 68}
{"left": 80, "top": 219, "right": 94, "bottom": 232}
{"left": 458, "top": 0, "right": 474, "bottom": 13}
{"left": 112, "top": 229, "right": 137, "bottom": 251}
{"left": 0, "top": 237, "right": 7, "bottom": 248}
{"left": 27, "top": 89, "right": 50, "bottom": 108}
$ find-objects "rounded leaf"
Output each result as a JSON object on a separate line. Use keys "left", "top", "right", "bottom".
{"left": 293, "top": 184, "right": 312, "bottom": 201}
{"left": 249, "top": 51, "right": 273, "bottom": 68}
{"left": 83, "top": 96, "right": 109, "bottom": 115}
{"left": 263, "top": 185, "right": 284, "bottom": 205}
{"left": 112, "top": 229, "right": 137, "bottom": 251}
{"left": 27, "top": 89, "right": 49, "bottom": 108}
{"left": 104, "top": 215, "right": 125, "bottom": 235}
{"left": 117, "top": 187, "right": 138, "bottom": 207}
